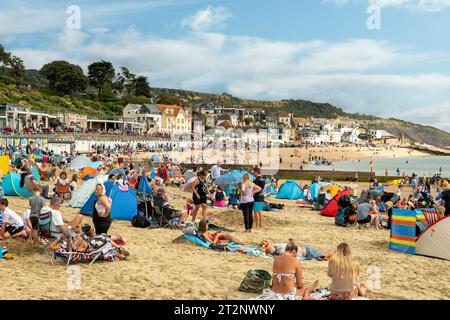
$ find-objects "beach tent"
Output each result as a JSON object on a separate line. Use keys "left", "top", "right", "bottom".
{"left": 70, "top": 156, "right": 91, "bottom": 170}
{"left": 80, "top": 181, "right": 138, "bottom": 221}
{"left": 69, "top": 174, "right": 109, "bottom": 208}
{"left": 1, "top": 166, "right": 40, "bottom": 198}
{"left": 184, "top": 170, "right": 194, "bottom": 181}
{"left": 215, "top": 170, "right": 255, "bottom": 196}
{"left": 276, "top": 180, "right": 304, "bottom": 200}
{"left": 416, "top": 216, "right": 450, "bottom": 260}
{"left": 109, "top": 169, "right": 126, "bottom": 180}
{"left": 320, "top": 188, "right": 351, "bottom": 217}
{"left": 263, "top": 179, "right": 278, "bottom": 198}
{"left": 149, "top": 167, "right": 158, "bottom": 179}
{"left": 323, "top": 184, "right": 343, "bottom": 198}
{"left": 358, "top": 190, "right": 369, "bottom": 204}
{"left": 0, "top": 155, "right": 10, "bottom": 178}
{"left": 80, "top": 167, "right": 98, "bottom": 180}
{"left": 369, "top": 189, "right": 384, "bottom": 200}
{"left": 87, "top": 161, "right": 103, "bottom": 169}
{"left": 151, "top": 155, "right": 161, "bottom": 163}
{"left": 309, "top": 182, "right": 331, "bottom": 200}
{"left": 390, "top": 208, "right": 450, "bottom": 260}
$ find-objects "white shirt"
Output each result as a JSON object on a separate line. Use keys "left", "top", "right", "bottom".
{"left": 2, "top": 207, "right": 24, "bottom": 228}
{"left": 43, "top": 206, "right": 64, "bottom": 235}
{"left": 22, "top": 209, "right": 31, "bottom": 225}
{"left": 211, "top": 165, "right": 221, "bottom": 180}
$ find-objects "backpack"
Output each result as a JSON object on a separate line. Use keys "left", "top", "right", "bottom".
{"left": 338, "top": 195, "right": 351, "bottom": 208}
{"left": 132, "top": 215, "right": 150, "bottom": 228}
{"left": 238, "top": 269, "right": 272, "bottom": 294}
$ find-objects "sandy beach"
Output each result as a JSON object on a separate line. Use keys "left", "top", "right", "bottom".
{"left": 133, "top": 146, "right": 429, "bottom": 170}
{"left": 1, "top": 182, "right": 450, "bottom": 300}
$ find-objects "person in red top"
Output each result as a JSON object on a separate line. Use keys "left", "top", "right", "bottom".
{"left": 157, "top": 164, "right": 169, "bottom": 183}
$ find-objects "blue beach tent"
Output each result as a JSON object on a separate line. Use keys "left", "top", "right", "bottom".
{"left": 80, "top": 181, "right": 138, "bottom": 221}
{"left": 215, "top": 170, "right": 255, "bottom": 196}
{"left": 2, "top": 166, "right": 40, "bottom": 198}
{"left": 276, "top": 180, "right": 304, "bottom": 200}
{"left": 151, "top": 155, "right": 161, "bottom": 163}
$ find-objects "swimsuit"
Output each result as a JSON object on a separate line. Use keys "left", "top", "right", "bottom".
{"left": 273, "top": 272, "right": 298, "bottom": 299}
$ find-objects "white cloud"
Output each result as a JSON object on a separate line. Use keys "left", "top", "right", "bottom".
{"left": 0, "top": 0, "right": 198, "bottom": 36}
{"left": 11, "top": 27, "right": 450, "bottom": 131}
{"left": 181, "top": 5, "right": 232, "bottom": 31}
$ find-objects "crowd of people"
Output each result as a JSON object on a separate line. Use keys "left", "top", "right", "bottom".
{"left": 2, "top": 138, "right": 450, "bottom": 301}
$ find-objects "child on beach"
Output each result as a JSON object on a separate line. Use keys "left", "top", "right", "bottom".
{"left": 0, "top": 198, "right": 27, "bottom": 240}
{"left": 213, "top": 186, "right": 227, "bottom": 208}
{"left": 186, "top": 200, "right": 194, "bottom": 216}
{"left": 228, "top": 193, "right": 239, "bottom": 209}
{"left": 29, "top": 185, "right": 45, "bottom": 243}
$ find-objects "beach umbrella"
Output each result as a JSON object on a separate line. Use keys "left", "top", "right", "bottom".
{"left": 136, "top": 172, "right": 154, "bottom": 219}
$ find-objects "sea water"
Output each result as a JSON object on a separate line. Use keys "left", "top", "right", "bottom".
{"left": 304, "top": 156, "right": 450, "bottom": 177}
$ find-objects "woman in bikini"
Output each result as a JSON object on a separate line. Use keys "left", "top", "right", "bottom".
{"left": 327, "top": 243, "right": 366, "bottom": 300}
{"left": 272, "top": 239, "right": 319, "bottom": 299}
{"left": 199, "top": 219, "right": 245, "bottom": 245}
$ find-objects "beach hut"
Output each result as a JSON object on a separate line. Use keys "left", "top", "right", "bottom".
{"left": 276, "top": 180, "right": 304, "bottom": 200}
{"left": 390, "top": 208, "right": 450, "bottom": 260}
{"left": 80, "top": 181, "right": 138, "bottom": 221}
{"left": 320, "top": 188, "right": 351, "bottom": 217}
{"left": 70, "top": 156, "right": 91, "bottom": 170}
{"left": 1, "top": 166, "right": 40, "bottom": 198}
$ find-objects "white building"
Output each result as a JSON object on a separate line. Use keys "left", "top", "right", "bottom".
{"left": 122, "top": 104, "right": 162, "bottom": 132}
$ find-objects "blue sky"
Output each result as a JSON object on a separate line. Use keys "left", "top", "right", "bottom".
{"left": 2, "top": 0, "right": 450, "bottom": 131}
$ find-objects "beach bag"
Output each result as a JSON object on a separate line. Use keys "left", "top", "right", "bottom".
{"left": 239, "top": 269, "right": 272, "bottom": 294}
{"left": 132, "top": 215, "right": 150, "bottom": 228}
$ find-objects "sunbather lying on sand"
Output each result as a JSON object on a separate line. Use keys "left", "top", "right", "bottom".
{"left": 49, "top": 225, "right": 129, "bottom": 260}
{"left": 199, "top": 219, "right": 245, "bottom": 245}
{"left": 264, "top": 242, "right": 334, "bottom": 260}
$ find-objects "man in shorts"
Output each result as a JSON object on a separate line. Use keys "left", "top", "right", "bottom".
{"left": 252, "top": 167, "right": 266, "bottom": 229}
{"left": 356, "top": 200, "right": 380, "bottom": 229}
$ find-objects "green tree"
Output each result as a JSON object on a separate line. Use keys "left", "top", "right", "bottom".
{"left": 157, "top": 92, "right": 180, "bottom": 105}
{"left": 40, "top": 60, "right": 88, "bottom": 95}
{"left": 134, "top": 76, "right": 151, "bottom": 97}
{"left": 0, "top": 44, "right": 25, "bottom": 79}
{"left": 99, "top": 82, "right": 115, "bottom": 102}
{"left": 87, "top": 60, "right": 115, "bottom": 96}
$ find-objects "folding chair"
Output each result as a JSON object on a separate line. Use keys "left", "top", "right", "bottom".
{"left": 37, "top": 209, "right": 59, "bottom": 265}
{"left": 152, "top": 195, "right": 178, "bottom": 229}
